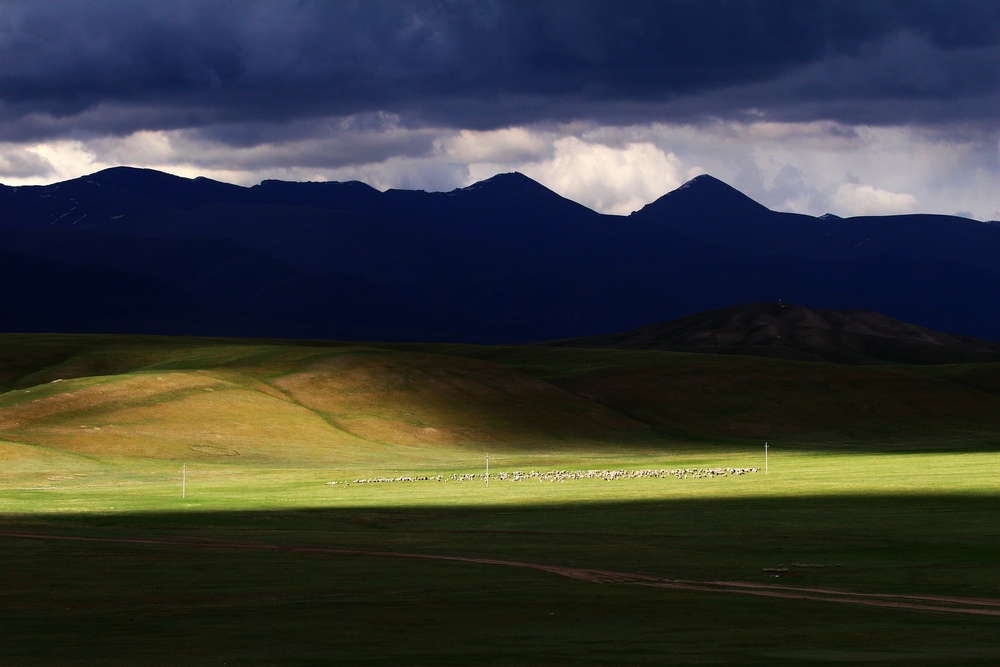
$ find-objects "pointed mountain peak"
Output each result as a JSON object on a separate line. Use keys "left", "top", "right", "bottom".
{"left": 676, "top": 173, "right": 730, "bottom": 190}
{"left": 451, "top": 172, "right": 600, "bottom": 215}
{"left": 631, "top": 173, "right": 770, "bottom": 221}
{"left": 458, "top": 171, "right": 548, "bottom": 193}
{"left": 666, "top": 174, "right": 766, "bottom": 207}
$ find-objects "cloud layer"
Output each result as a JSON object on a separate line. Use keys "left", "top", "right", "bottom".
{"left": 1, "top": 1, "right": 998, "bottom": 219}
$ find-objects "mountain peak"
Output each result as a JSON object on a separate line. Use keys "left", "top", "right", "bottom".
{"left": 631, "top": 174, "right": 770, "bottom": 222}
{"left": 665, "top": 174, "right": 767, "bottom": 208}
{"left": 85, "top": 166, "right": 191, "bottom": 187}
{"left": 450, "top": 172, "right": 601, "bottom": 218}
{"left": 76, "top": 167, "right": 245, "bottom": 199}
{"left": 676, "top": 173, "right": 729, "bottom": 189}
{"left": 458, "top": 171, "right": 547, "bottom": 193}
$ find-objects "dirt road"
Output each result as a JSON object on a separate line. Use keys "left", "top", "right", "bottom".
{"left": 3, "top": 529, "right": 998, "bottom": 616}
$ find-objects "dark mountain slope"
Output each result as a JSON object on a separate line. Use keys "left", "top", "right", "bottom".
{"left": 629, "top": 174, "right": 818, "bottom": 255}
{"left": 0, "top": 248, "right": 226, "bottom": 335}
{"left": 3, "top": 167, "right": 1000, "bottom": 343}
{"left": 634, "top": 174, "right": 771, "bottom": 221}
{"left": 378, "top": 172, "right": 616, "bottom": 252}
{"left": 251, "top": 178, "right": 385, "bottom": 211}
{"left": 631, "top": 176, "right": 1000, "bottom": 278}
{"left": 544, "top": 303, "right": 1000, "bottom": 364}
{"left": 0, "top": 167, "right": 246, "bottom": 229}
{"left": 0, "top": 228, "right": 474, "bottom": 341}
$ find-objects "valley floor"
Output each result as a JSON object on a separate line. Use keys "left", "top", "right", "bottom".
{"left": 1, "top": 451, "right": 999, "bottom": 665}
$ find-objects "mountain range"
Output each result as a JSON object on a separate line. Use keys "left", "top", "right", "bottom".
{"left": 2, "top": 167, "right": 999, "bottom": 344}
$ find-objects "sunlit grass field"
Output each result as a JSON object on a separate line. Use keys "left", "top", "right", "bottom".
{"left": 1, "top": 334, "right": 999, "bottom": 664}
{"left": 1, "top": 448, "right": 997, "bottom": 512}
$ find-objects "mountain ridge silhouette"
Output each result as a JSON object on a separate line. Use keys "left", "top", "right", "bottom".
{"left": 2, "top": 167, "right": 999, "bottom": 347}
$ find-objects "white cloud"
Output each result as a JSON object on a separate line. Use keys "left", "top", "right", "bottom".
{"left": 832, "top": 183, "right": 919, "bottom": 216}
{"left": 0, "top": 143, "right": 56, "bottom": 180}
{"left": 515, "top": 137, "right": 684, "bottom": 215}
{"left": 442, "top": 127, "right": 552, "bottom": 163}
{"left": 1, "top": 118, "right": 998, "bottom": 222}
{"left": 2, "top": 140, "right": 102, "bottom": 184}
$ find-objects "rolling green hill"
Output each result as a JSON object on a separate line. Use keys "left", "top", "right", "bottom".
{"left": 2, "top": 333, "right": 999, "bottom": 471}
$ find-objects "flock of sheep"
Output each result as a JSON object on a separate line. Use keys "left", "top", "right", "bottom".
{"left": 327, "top": 466, "right": 759, "bottom": 486}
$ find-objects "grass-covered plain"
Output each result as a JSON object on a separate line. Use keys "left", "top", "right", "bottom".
{"left": 1, "top": 334, "right": 999, "bottom": 664}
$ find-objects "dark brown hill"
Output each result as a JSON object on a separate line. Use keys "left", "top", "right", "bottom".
{"left": 544, "top": 303, "right": 1000, "bottom": 364}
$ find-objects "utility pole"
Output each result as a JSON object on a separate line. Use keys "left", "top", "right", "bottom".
{"left": 485, "top": 453, "right": 490, "bottom": 487}
{"left": 182, "top": 463, "right": 187, "bottom": 498}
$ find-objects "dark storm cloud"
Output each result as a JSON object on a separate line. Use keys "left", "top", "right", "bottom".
{"left": 1, "top": 0, "right": 999, "bottom": 142}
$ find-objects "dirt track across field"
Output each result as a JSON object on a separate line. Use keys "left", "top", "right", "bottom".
{"left": 3, "top": 530, "right": 999, "bottom": 617}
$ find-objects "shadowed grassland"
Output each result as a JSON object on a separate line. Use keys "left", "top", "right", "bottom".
{"left": 4, "top": 517, "right": 997, "bottom": 666}
{"left": 416, "top": 343, "right": 1000, "bottom": 445}
{"left": 1, "top": 334, "right": 999, "bottom": 663}
{"left": 1, "top": 452, "right": 999, "bottom": 664}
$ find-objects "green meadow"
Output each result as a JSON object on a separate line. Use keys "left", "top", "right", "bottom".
{"left": 1, "top": 334, "right": 999, "bottom": 664}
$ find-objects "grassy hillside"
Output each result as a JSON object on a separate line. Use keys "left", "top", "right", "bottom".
{"left": 0, "top": 335, "right": 658, "bottom": 472}
{"left": 408, "top": 343, "right": 1000, "bottom": 446}
{"left": 2, "top": 334, "right": 1000, "bottom": 474}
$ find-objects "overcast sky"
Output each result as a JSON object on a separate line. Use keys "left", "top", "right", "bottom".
{"left": 1, "top": 0, "right": 998, "bottom": 219}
